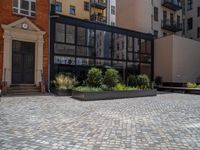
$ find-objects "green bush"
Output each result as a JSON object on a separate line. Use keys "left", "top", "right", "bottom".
{"left": 103, "top": 68, "right": 120, "bottom": 88}
{"left": 113, "top": 83, "right": 126, "bottom": 91}
{"left": 74, "top": 86, "right": 103, "bottom": 92}
{"left": 127, "top": 75, "right": 138, "bottom": 87}
{"left": 186, "top": 82, "right": 197, "bottom": 88}
{"left": 113, "top": 83, "right": 138, "bottom": 91}
{"left": 155, "top": 76, "right": 162, "bottom": 86}
{"left": 137, "top": 74, "right": 150, "bottom": 89}
{"left": 52, "top": 73, "right": 77, "bottom": 90}
{"left": 86, "top": 68, "right": 103, "bottom": 87}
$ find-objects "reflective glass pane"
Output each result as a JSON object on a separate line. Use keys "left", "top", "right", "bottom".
{"left": 96, "top": 59, "right": 111, "bottom": 67}
{"left": 113, "top": 33, "right": 126, "bottom": 60}
{"left": 77, "top": 27, "right": 86, "bottom": 45}
{"left": 66, "top": 25, "right": 75, "bottom": 44}
{"left": 96, "top": 30, "right": 111, "bottom": 59}
{"left": 54, "top": 56, "right": 75, "bottom": 65}
{"left": 55, "top": 23, "right": 65, "bottom": 42}
{"left": 77, "top": 46, "right": 94, "bottom": 57}
{"left": 76, "top": 58, "right": 94, "bottom": 66}
{"left": 54, "top": 44, "right": 75, "bottom": 55}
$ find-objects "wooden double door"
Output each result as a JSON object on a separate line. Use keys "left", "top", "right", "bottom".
{"left": 12, "top": 40, "right": 35, "bottom": 84}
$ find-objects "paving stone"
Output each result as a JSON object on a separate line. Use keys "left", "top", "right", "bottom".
{"left": 0, "top": 93, "right": 200, "bottom": 149}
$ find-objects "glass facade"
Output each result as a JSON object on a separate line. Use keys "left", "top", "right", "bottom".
{"left": 50, "top": 16, "right": 154, "bottom": 82}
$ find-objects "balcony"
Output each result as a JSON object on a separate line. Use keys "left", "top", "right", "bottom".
{"left": 161, "top": 0, "right": 182, "bottom": 11}
{"left": 91, "top": 0, "right": 107, "bottom": 9}
{"left": 161, "top": 19, "right": 182, "bottom": 32}
{"left": 90, "top": 14, "right": 107, "bottom": 23}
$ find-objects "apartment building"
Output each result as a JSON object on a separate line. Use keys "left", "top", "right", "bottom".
{"left": 51, "top": 0, "right": 116, "bottom": 25}
{"left": 0, "top": 0, "right": 49, "bottom": 93}
{"left": 116, "top": 0, "right": 183, "bottom": 38}
{"left": 182, "top": 0, "right": 200, "bottom": 41}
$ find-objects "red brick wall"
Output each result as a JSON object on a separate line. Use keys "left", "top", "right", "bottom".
{"left": 0, "top": 0, "right": 49, "bottom": 84}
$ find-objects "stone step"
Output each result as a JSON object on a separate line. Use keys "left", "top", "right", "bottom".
{"left": 7, "top": 84, "right": 42, "bottom": 96}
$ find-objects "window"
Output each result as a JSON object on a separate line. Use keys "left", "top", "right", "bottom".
{"left": 177, "top": 15, "right": 180, "bottom": 25}
{"left": 111, "top": 6, "right": 115, "bottom": 15}
{"left": 13, "top": 0, "right": 36, "bottom": 17}
{"left": 111, "top": 22, "right": 115, "bottom": 26}
{"left": 198, "top": 7, "right": 200, "bottom": 17}
{"left": 187, "top": 0, "right": 192, "bottom": 11}
{"left": 84, "top": 1, "right": 89, "bottom": 11}
{"left": 55, "top": 2, "right": 62, "bottom": 12}
{"left": 197, "top": 27, "right": 200, "bottom": 38}
{"left": 187, "top": 18, "right": 193, "bottom": 30}
{"left": 70, "top": 5, "right": 75, "bottom": 15}
{"left": 154, "top": 7, "right": 158, "bottom": 21}
{"left": 66, "top": 25, "right": 75, "bottom": 44}
{"left": 154, "top": 30, "right": 158, "bottom": 38}
{"left": 163, "top": 11, "right": 167, "bottom": 20}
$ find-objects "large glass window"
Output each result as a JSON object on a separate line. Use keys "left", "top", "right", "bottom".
{"left": 66, "top": 25, "right": 75, "bottom": 44}
{"left": 55, "top": 23, "right": 65, "bottom": 43}
{"left": 77, "top": 27, "right": 95, "bottom": 47}
{"left": 113, "top": 33, "right": 126, "bottom": 60}
{"left": 13, "top": 0, "right": 36, "bottom": 17}
{"left": 96, "top": 30, "right": 111, "bottom": 59}
{"left": 54, "top": 44, "right": 75, "bottom": 55}
{"left": 51, "top": 17, "right": 154, "bottom": 82}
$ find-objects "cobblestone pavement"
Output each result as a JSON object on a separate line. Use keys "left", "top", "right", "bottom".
{"left": 0, "top": 93, "right": 200, "bottom": 150}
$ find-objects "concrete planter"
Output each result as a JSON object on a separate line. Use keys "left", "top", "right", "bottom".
{"left": 52, "top": 89, "right": 72, "bottom": 96}
{"left": 72, "top": 89, "right": 157, "bottom": 101}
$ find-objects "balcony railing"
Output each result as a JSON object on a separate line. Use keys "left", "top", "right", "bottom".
{"left": 91, "top": 0, "right": 107, "bottom": 9}
{"left": 161, "top": 19, "right": 182, "bottom": 32}
{"left": 90, "top": 14, "right": 107, "bottom": 23}
{"left": 161, "top": 0, "right": 182, "bottom": 11}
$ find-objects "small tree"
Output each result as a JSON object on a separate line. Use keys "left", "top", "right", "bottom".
{"left": 86, "top": 68, "right": 103, "bottom": 87}
{"left": 103, "top": 68, "right": 120, "bottom": 88}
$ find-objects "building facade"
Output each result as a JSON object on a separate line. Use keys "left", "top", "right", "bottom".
{"left": 0, "top": 0, "right": 49, "bottom": 91}
{"left": 51, "top": 0, "right": 116, "bottom": 25}
{"left": 50, "top": 15, "right": 154, "bottom": 83}
{"left": 116, "top": 0, "right": 183, "bottom": 38}
{"left": 182, "top": 0, "right": 200, "bottom": 41}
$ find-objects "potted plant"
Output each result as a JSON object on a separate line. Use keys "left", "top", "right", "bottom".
{"left": 52, "top": 73, "right": 77, "bottom": 96}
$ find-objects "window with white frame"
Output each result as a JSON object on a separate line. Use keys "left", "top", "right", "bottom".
{"left": 13, "top": 0, "right": 36, "bottom": 17}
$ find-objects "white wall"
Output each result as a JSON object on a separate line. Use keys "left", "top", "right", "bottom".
{"left": 107, "top": 0, "right": 116, "bottom": 25}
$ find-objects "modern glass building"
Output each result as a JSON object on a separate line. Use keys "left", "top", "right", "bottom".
{"left": 50, "top": 15, "right": 154, "bottom": 82}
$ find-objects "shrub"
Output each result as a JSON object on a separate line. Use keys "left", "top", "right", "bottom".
{"left": 86, "top": 68, "right": 103, "bottom": 87}
{"left": 127, "top": 75, "right": 138, "bottom": 87}
{"left": 137, "top": 74, "right": 150, "bottom": 89}
{"left": 113, "top": 83, "right": 138, "bottom": 91}
{"left": 103, "top": 68, "right": 120, "bottom": 88}
{"left": 74, "top": 86, "right": 103, "bottom": 92}
{"left": 52, "top": 73, "right": 77, "bottom": 90}
{"left": 155, "top": 76, "right": 162, "bottom": 86}
{"left": 186, "top": 82, "right": 197, "bottom": 88}
{"left": 113, "top": 83, "right": 126, "bottom": 91}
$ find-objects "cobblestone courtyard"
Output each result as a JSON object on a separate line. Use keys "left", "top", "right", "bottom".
{"left": 0, "top": 93, "right": 200, "bottom": 150}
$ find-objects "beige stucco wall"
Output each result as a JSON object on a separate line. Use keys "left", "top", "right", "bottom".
{"left": 55, "top": 0, "right": 90, "bottom": 20}
{"left": 172, "top": 36, "right": 200, "bottom": 82}
{"left": 154, "top": 35, "right": 173, "bottom": 82}
{"left": 155, "top": 35, "right": 200, "bottom": 83}
{"left": 116, "top": 0, "right": 152, "bottom": 34}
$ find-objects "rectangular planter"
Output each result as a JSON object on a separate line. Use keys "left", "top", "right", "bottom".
{"left": 52, "top": 89, "right": 72, "bottom": 96}
{"left": 72, "top": 89, "right": 157, "bottom": 101}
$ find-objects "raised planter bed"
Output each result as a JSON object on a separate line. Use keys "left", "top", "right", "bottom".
{"left": 72, "top": 89, "right": 157, "bottom": 101}
{"left": 52, "top": 89, "right": 72, "bottom": 96}
{"left": 156, "top": 86, "right": 200, "bottom": 95}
